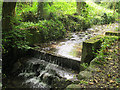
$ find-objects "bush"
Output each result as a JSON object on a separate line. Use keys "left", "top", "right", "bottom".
{"left": 20, "top": 11, "right": 38, "bottom": 22}
{"left": 20, "top": 19, "right": 66, "bottom": 44}
{"left": 58, "top": 15, "right": 91, "bottom": 31}
{"left": 2, "top": 29, "right": 31, "bottom": 54}
{"left": 90, "top": 13, "right": 115, "bottom": 25}
{"left": 101, "top": 13, "right": 115, "bottom": 24}
{"left": 2, "top": 16, "right": 31, "bottom": 54}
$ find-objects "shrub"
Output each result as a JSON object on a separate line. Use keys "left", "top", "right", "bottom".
{"left": 58, "top": 15, "right": 91, "bottom": 31}
{"left": 2, "top": 16, "right": 31, "bottom": 54}
{"left": 20, "top": 19, "right": 66, "bottom": 43}
{"left": 101, "top": 13, "right": 115, "bottom": 24}
{"left": 2, "top": 29, "right": 31, "bottom": 54}
{"left": 20, "top": 11, "right": 38, "bottom": 22}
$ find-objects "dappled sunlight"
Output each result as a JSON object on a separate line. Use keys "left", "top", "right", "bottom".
{"left": 2, "top": 1, "right": 119, "bottom": 89}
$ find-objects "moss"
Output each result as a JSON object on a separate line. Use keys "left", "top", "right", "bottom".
{"left": 78, "top": 71, "right": 92, "bottom": 80}
{"left": 85, "top": 35, "right": 104, "bottom": 43}
{"left": 66, "top": 84, "right": 81, "bottom": 89}
{"left": 105, "top": 31, "right": 120, "bottom": 36}
{"left": 81, "top": 35, "right": 103, "bottom": 64}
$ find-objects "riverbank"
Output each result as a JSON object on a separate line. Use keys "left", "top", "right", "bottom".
{"left": 67, "top": 31, "right": 120, "bottom": 88}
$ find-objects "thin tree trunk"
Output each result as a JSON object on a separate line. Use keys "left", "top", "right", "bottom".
{"left": 76, "top": 2, "right": 86, "bottom": 15}
{"left": 37, "top": 2, "right": 44, "bottom": 20}
{"left": 113, "top": 1, "right": 116, "bottom": 15}
{"left": 2, "top": 2, "right": 16, "bottom": 32}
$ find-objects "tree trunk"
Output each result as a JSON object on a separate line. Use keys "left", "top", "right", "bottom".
{"left": 37, "top": 2, "right": 49, "bottom": 20}
{"left": 76, "top": 2, "right": 86, "bottom": 15}
{"left": 37, "top": 2, "right": 44, "bottom": 20}
{"left": 2, "top": 2, "right": 16, "bottom": 32}
{"left": 113, "top": 1, "right": 116, "bottom": 15}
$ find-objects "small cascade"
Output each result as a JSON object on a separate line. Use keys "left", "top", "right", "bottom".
{"left": 14, "top": 58, "right": 78, "bottom": 89}
{"left": 4, "top": 23, "right": 119, "bottom": 89}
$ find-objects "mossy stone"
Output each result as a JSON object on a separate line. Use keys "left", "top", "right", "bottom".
{"left": 78, "top": 71, "right": 92, "bottom": 80}
{"left": 66, "top": 84, "right": 81, "bottom": 89}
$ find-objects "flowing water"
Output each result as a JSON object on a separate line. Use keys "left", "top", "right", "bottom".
{"left": 3, "top": 23, "right": 118, "bottom": 89}
{"left": 4, "top": 58, "right": 78, "bottom": 89}
{"left": 40, "top": 31, "right": 94, "bottom": 61}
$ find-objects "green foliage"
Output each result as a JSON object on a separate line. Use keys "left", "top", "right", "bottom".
{"left": 58, "top": 15, "right": 91, "bottom": 31}
{"left": 80, "top": 63, "right": 89, "bottom": 69}
{"left": 2, "top": 16, "right": 31, "bottom": 54}
{"left": 95, "top": 1, "right": 120, "bottom": 13}
{"left": 79, "top": 80, "right": 88, "bottom": 84}
{"left": 101, "top": 13, "right": 115, "bottom": 24}
{"left": 16, "top": 2, "right": 38, "bottom": 22}
{"left": 20, "top": 11, "right": 38, "bottom": 22}
{"left": 20, "top": 19, "right": 66, "bottom": 43}
{"left": 115, "top": 27, "right": 119, "bottom": 31}
{"left": 49, "top": 2, "right": 76, "bottom": 15}
{"left": 86, "top": 1, "right": 118, "bottom": 25}
{"left": 37, "top": 19, "right": 66, "bottom": 41}
{"left": 16, "top": 2, "right": 38, "bottom": 15}
{"left": 2, "top": 29, "right": 31, "bottom": 54}
{"left": 94, "top": 36, "right": 118, "bottom": 64}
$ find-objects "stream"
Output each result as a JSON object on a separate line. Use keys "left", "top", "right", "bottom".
{"left": 3, "top": 23, "right": 118, "bottom": 89}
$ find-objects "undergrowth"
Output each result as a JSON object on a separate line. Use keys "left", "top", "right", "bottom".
{"left": 3, "top": 1, "right": 118, "bottom": 54}
{"left": 94, "top": 36, "right": 119, "bottom": 65}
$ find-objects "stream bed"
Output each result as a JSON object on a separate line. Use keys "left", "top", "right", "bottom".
{"left": 3, "top": 23, "right": 118, "bottom": 89}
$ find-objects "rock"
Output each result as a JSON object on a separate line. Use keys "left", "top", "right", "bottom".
{"left": 66, "top": 84, "right": 81, "bottom": 89}
{"left": 79, "top": 34, "right": 85, "bottom": 37}
{"left": 12, "top": 61, "right": 22, "bottom": 73}
{"left": 42, "top": 73, "right": 55, "bottom": 85}
{"left": 81, "top": 35, "right": 103, "bottom": 64}
{"left": 51, "top": 78, "right": 72, "bottom": 89}
{"left": 70, "top": 38, "right": 76, "bottom": 41}
{"left": 78, "top": 71, "right": 92, "bottom": 80}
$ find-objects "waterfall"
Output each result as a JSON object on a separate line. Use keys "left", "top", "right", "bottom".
{"left": 14, "top": 57, "right": 78, "bottom": 89}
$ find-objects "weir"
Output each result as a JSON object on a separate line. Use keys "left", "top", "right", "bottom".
{"left": 29, "top": 32, "right": 94, "bottom": 72}
{"left": 30, "top": 50, "right": 81, "bottom": 72}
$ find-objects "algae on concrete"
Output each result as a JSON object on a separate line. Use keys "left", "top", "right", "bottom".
{"left": 81, "top": 35, "right": 104, "bottom": 64}
{"left": 105, "top": 31, "right": 120, "bottom": 36}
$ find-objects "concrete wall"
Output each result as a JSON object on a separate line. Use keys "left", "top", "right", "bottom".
{"left": 81, "top": 35, "right": 103, "bottom": 64}
{"left": 30, "top": 49, "right": 81, "bottom": 72}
